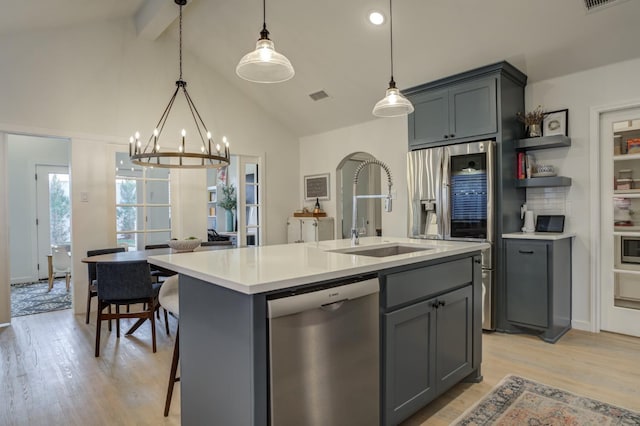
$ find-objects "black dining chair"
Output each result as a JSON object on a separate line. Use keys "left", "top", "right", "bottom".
{"left": 144, "top": 244, "right": 176, "bottom": 283}
{"left": 86, "top": 247, "right": 125, "bottom": 324}
{"left": 94, "top": 260, "right": 162, "bottom": 357}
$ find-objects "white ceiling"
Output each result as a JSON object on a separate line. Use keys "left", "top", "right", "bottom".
{"left": 4, "top": 0, "right": 640, "bottom": 137}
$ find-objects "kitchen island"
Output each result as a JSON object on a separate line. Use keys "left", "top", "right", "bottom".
{"left": 150, "top": 236, "right": 489, "bottom": 426}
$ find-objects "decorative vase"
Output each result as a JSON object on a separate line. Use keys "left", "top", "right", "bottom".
{"left": 225, "top": 210, "right": 234, "bottom": 232}
{"left": 528, "top": 123, "right": 542, "bottom": 138}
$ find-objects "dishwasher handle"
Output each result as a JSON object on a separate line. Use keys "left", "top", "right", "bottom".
{"left": 268, "top": 278, "right": 379, "bottom": 319}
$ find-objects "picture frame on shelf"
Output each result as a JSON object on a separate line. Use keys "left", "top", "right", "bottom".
{"left": 543, "top": 109, "right": 568, "bottom": 137}
{"left": 304, "top": 173, "right": 330, "bottom": 201}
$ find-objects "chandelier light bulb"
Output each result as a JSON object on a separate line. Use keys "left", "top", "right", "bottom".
{"left": 216, "top": 144, "right": 221, "bottom": 152}
{"left": 179, "top": 145, "right": 183, "bottom": 153}
{"left": 181, "top": 129, "right": 186, "bottom": 137}
{"left": 129, "top": 136, "right": 134, "bottom": 144}
{"left": 207, "top": 131, "right": 212, "bottom": 139}
{"left": 134, "top": 131, "right": 140, "bottom": 139}
{"left": 153, "top": 128, "right": 159, "bottom": 137}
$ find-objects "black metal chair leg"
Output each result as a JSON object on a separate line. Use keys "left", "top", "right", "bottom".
{"left": 164, "top": 327, "right": 180, "bottom": 417}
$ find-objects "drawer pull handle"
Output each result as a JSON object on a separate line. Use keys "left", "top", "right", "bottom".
{"left": 438, "top": 300, "right": 446, "bottom": 307}
{"left": 518, "top": 250, "right": 534, "bottom": 254}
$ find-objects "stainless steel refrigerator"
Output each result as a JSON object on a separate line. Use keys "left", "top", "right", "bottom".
{"left": 407, "top": 140, "right": 495, "bottom": 330}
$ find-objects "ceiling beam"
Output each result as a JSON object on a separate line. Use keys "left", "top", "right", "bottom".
{"left": 134, "top": 0, "right": 192, "bottom": 40}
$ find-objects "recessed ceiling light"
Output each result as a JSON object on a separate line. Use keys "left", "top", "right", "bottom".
{"left": 369, "top": 11, "right": 385, "bottom": 25}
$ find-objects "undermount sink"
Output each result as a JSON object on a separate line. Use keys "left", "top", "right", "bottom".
{"left": 331, "top": 244, "right": 433, "bottom": 258}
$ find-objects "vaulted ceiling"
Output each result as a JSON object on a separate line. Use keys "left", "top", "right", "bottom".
{"left": 4, "top": 0, "right": 640, "bottom": 137}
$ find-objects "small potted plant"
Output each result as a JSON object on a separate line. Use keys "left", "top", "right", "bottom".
{"left": 218, "top": 183, "right": 237, "bottom": 232}
{"left": 517, "top": 105, "right": 546, "bottom": 138}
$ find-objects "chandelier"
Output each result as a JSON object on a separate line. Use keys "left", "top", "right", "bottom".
{"left": 130, "top": 0, "right": 230, "bottom": 169}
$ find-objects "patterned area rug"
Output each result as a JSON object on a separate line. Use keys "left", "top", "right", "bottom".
{"left": 10, "top": 280, "right": 72, "bottom": 317}
{"left": 454, "top": 375, "right": 640, "bottom": 425}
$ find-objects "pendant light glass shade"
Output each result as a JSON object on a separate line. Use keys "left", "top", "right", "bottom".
{"left": 373, "top": 0, "right": 413, "bottom": 118}
{"left": 236, "top": 36, "right": 295, "bottom": 83}
{"left": 236, "top": 0, "right": 294, "bottom": 84}
{"left": 372, "top": 81, "right": 414, "bottom": 117}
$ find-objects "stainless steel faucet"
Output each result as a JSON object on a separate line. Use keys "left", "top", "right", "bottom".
{"left": 351, "top": 159, "right": 393, "bottom": 245}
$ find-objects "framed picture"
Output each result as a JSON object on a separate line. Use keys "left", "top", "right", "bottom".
{"left": 543, "top": 109, "right": 568, "bottom": 136}
{"left": 304, "top": 173, "right": 330, "bottom": 201}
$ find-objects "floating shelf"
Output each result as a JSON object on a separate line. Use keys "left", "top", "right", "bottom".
{"left": 515, "top": 176, "right": 572, "bottom": 188}
{"left": 613, "top": 153, "right": 640, "bottom": 161}
{"left": 515, "top": 135, "right": 571, "bottom": 151}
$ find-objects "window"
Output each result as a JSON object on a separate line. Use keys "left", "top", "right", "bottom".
{"left": 115, "top": 152, "right": 171, "bottom": 250}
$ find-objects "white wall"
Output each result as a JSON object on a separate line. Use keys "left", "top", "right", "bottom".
{"left": 299, "top": 57, "right": 640, "bottom": 332}
{"left": 7, "top": 135, "right": 69, "bottom": 283}
{"left": 0, "top": 18, "right": 299, "bottom": 316}
{"left": 299, "top": 117, "right": 408, "bottom": 239}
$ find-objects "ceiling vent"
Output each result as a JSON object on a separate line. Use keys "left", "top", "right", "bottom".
{"left": 309, "top": 90, "right": 329, "bottom": 101}
{"left": 584, "top": 0, "right": 629, "bottom": 12}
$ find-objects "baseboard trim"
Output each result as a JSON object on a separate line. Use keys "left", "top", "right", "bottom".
{"left": 571, "top": 320, "right": 593, "bottom": 332}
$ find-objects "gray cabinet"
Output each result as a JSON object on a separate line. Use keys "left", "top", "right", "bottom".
{"left": 504, "top": 238, "right": 572, "bottom": 342}
{"left": 408, "top": 77, "right": 497, "bottom": 147}
{"left": 381, "top": 257, "right": 478, "bottom": 425}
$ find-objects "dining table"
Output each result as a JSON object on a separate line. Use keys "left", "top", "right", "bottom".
{"left": 80, "top": 244, "right": 231, "bottom": 264}
{"left": 81, "top": 243, "right": 233, "bottom": 336}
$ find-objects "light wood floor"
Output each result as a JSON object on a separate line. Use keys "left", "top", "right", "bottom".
{"left": 1, "top": 311, "right": 639, "bottom": 426}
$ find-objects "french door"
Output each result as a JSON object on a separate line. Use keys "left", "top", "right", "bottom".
{"left": 600, "top": 106, "right": 640, "bottom": 337}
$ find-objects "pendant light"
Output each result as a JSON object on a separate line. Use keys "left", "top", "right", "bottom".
{"left": 372, "top": 0, "right": 414, "bottom": 118}
{"left": 236, "top": 0, "right": 295, "bottom": 83}
{"left": 130, "top": 0, "right": 230, "bottom": 169}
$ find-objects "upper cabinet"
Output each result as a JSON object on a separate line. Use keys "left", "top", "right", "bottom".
{"left": 408, "top": 78, "right": 497, "bottom": 147}
{"left": 405, "top": 62, "right": 524, "bottom": 149}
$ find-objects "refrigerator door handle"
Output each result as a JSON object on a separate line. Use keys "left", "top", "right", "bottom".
{"left": 441, "top": 148, "right": 450, "bottom": 239}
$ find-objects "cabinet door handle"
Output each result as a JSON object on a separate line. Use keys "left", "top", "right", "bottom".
{"left": 431, "top": 301, "right": 439, "bottom": 309}
{"left": 443, "top": 135, "right": 449, "bottom": 139}
{"left": 518, "top": 250, "right": 534, "bottom": 254}
{"left": 438, "top": 300, "right": 446, "bottom": 307}
{"left": 449, "top": 134, "right": 455, "bottom": 138}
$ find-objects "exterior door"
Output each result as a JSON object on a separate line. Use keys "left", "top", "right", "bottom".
{"left": 36, "top": 165, "right": 70, "bottom": 280}
{"left": 600, "top": 107, "right": 640, "bottom": 337}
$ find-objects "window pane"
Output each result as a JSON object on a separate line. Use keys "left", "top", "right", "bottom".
{"left": 147, "top": 206, "right": 171, "bottom": 230}
{"left": 146, "top": 231, "right": 171, "bottom": 246}
{"left": 246, "top": 184, "right": 258, "bottom": 205}
{"left": 117, "top": 233, "right": 137, "bottom": 251}
{"left": 116, "top": 179, "right": 138, "bottom": 204}
{"left": 246, "top": 206, "right": 259, "bottom": 226}
{"left": 146, "top": 180, "right": 170, "bottom": 204}
{"left": 116, "top": 206, "right": 138, "bottom": 232}
{"left": 49, "top": 173, "right": 71, "bottom": 246}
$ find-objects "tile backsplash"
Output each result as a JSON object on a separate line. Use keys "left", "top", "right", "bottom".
{"left": 525, "top": 187, "right": 568, "bottom": 217}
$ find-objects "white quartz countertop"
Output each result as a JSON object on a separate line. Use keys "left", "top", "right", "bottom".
{"left": 149, "top": 236, "right": 489, "bottom": 295}
{"left": 502, "top": 232, "right": 576, "bottom": 240}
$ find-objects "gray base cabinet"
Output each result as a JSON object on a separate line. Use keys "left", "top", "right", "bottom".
{"left": 504, "top": 238, "right": 572, "bottom": 343}
{"left": 381, "top": 256, "right": 480, "bottom": 425}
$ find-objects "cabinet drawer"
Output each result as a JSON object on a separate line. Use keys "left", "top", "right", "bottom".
{"left": 384, "top": 258, "right": 473, "bottom": 309}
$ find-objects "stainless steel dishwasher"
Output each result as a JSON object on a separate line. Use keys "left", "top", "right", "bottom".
{"left": 267, "top": 276, "right": 379, "bottom": 426}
